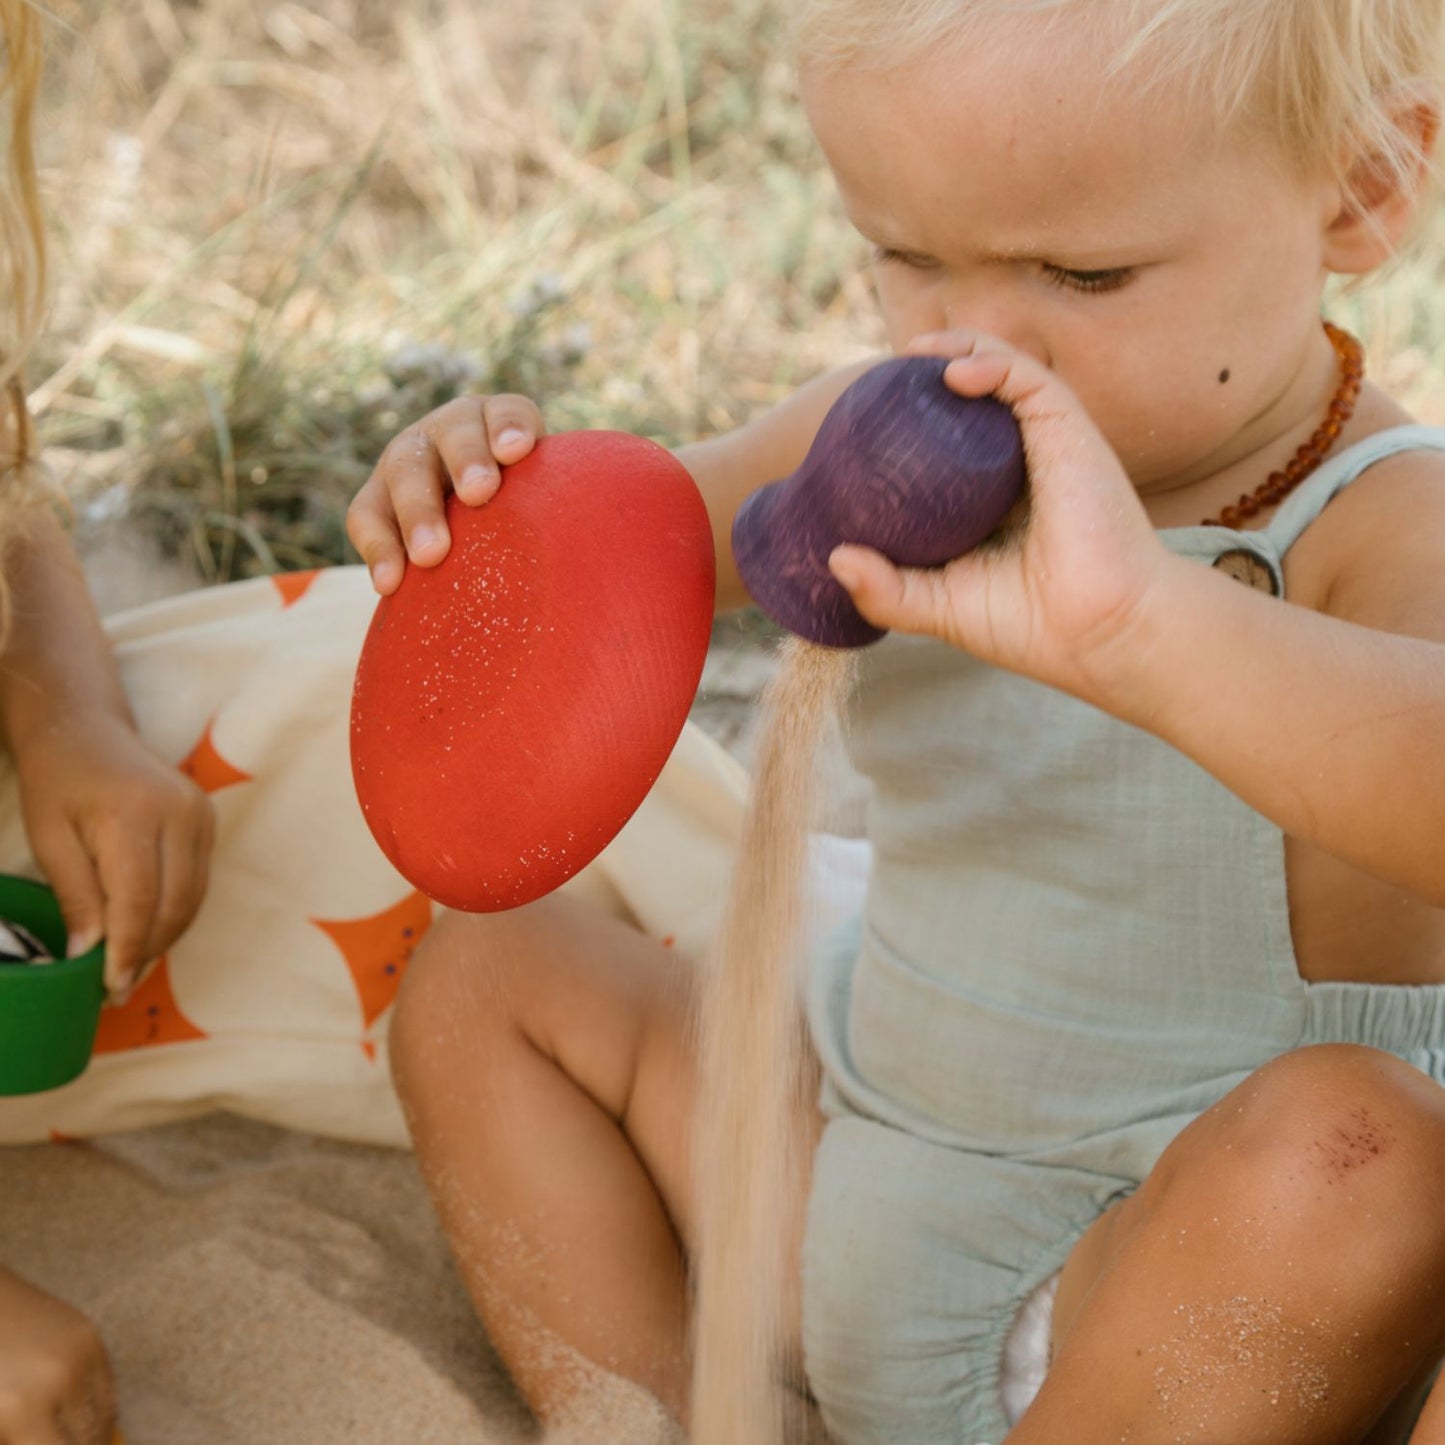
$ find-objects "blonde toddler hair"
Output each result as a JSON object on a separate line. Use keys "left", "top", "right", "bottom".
{"left": 793, "top": 0, "right": 1445, "bottom": 205}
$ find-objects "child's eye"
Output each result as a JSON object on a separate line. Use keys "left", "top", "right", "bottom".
{"left": 1042, "top": 264, "right": 1134, "bottom": 294}
{"left": 873, "top": 246, "right": 941, "bottom": 272}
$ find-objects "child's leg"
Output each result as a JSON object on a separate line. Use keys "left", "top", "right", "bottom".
{"left": 1014, "top": 1045, "right": 1445, "bottom": 1444}
{"left": 1409, "top": 1371, "right": 1445, "bottom": 1443}
{"left": 389, "top": 894, "right": 702, "bottom": 1425}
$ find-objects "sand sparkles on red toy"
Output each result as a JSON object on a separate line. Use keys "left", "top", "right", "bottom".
{"left": 350, "top": 431, "right": 715, "bottom": 912}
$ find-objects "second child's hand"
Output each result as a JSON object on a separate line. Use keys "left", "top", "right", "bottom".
{"left": 347, "top": 393, "right": 545, "bottom": 594}
{"left": 12, "top": 712, "right": 213, "bottom": 1003}
{"left": 0, "top": 508, "right": 215, "bottom": 1003}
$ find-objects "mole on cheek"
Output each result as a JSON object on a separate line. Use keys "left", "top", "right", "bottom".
{"left": 1219, "top": 368, "right": 1232, "bottom": 384}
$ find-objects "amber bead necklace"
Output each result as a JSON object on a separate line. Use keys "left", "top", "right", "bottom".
{"left": 1202, "top": 320, "right": 1365, "bottom": 529}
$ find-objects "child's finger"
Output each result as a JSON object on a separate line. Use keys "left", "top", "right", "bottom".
{"left": 374, "top": 429, "right": 455, "bottom": 566}
{"left": 829, "top": 543, "right": 957, "bottom": 641}
{"left": 345, "top": 477, "right": 410, "bottom": 595}
{"left": 351, "top": 430, "right": 452, "bottom": 584}
{"left": 943, "top": 344, "right": 1056, "bottom": 410}
{"left": 481, "top": 395, "right": 544, "bottom": 466}
{"left": 422, "top": 396, "right": 503, "bottom": 505}
{"left": 904, "top": 329, "right": 1098, "bottom": 470}
{"left": 902, "top": 328, "right": 985, "bottom": 361}
{"left": 29, "top": 824, "right": 105, "bottom": 963}
{"left": 930, "top": 332, "right": 1087, "bottom": 435}
{"left": 904, "top": 328, "right": 1067, "bottom": 423}
{"left": 937, "top": 339, "right": 1133, "bottom": 503}
{"left": 93, "top": 826, "right": 162, "bottom": 999}
{"left": 146, "top": 804, "right": 214, "bottom": 966}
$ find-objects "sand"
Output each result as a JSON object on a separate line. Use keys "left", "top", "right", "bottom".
{"left": 0, "top": 1112, "right": 688, "bottom": 1443}
{"left": 691, "top": 641, "right": 853, "bottom": 1445}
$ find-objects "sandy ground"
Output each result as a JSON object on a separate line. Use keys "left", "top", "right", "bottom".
{"left": 0, "top": 1116, "right": 541, "bottom": 1444}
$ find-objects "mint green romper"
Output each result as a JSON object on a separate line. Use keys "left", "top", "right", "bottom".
{"left": 801, "top": 426, "right": 1445, "bottom": 1444}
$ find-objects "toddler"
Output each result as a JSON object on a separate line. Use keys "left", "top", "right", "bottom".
{"left": 350, "top": 1, "right": 1445, "bottom": 1440}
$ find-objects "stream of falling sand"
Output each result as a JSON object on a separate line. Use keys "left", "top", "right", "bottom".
{"left": 691, "top": 638, "right": 856, "bottom": 1445}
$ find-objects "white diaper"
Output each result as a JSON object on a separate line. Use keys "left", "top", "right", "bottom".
{"left": 999, "top": 1272, "right": 1059, "bottom": 1428}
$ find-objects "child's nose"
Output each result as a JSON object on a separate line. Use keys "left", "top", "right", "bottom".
{"left": 941, "top": 292, "right": 1050, "bottom": 368}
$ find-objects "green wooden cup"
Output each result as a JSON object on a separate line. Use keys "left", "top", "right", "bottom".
{"left": 0, "top": 874, "right": 106, "bottom": 1095}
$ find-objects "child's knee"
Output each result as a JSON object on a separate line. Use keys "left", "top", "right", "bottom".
{"left": 1151, "top": 1045, "right": 1445, "bottom": 1269}
{"left": 1218, "top": 1044, "right": 1445, "bottom": 1181}
{"left": 389, "top": 910, "right": 524, "bottom": 1082}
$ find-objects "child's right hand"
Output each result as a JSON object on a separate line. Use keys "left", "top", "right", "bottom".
{"left": 0, "top": 1266, "right": 116, "bottom": 1444}
{"left": 346, "top": 393, "right": 545, "bottom": 594}
{"left": 13, "top": 709, "right": 214, "bottom": 1002}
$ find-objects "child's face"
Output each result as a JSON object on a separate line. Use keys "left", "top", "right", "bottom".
{"left": 802, "top": 38, "right": 1340, "bottom": 496}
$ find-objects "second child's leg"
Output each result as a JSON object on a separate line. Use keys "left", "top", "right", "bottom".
{"left": 1015, "top": 1045, "right": 1445, "bottom": 1445}
{"left": 390, "top": 895, "right": 702, "bottom": 1425}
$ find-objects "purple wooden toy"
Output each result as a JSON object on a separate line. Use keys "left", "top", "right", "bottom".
{"left": 732, "top": 356, "right": 1026, "bottom": 647}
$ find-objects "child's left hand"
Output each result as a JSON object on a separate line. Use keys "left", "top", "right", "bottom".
{"left": 10, "top": 712, "right": 214, "bottom": 1002}
{"left": 827, "top": 331, "right": 1176, "bottom": 705}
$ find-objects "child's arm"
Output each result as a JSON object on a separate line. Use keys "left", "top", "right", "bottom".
{"left": 0, "top": 502, "right": 214, "bottom": 997}
{"left": 1094, "top": 500, "right": 1445, "bottom": 906}
{"left": 830, "top": 332, "right": 1445, "bottom": 907}
{"left": 345, "top": 364, "right": 875, "bottom": 612}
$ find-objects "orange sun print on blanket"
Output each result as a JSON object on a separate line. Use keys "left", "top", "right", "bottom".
{"left": 271, "top": 569, "right": 320, "bottom": 608}
{"left": 312, "top": 890, "right": 433, "bottom": 1055}
{"left": 92, "top": 956, "right": 208, "bottom": 1054}
{"left": 178, "top": 718, "right": 252, "bottom": 794}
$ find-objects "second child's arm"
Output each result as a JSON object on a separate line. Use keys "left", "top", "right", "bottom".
{"left": 346, "top": 363, "right": 874, "bottom": 613}
{"left": 0, "top": 502, "right": 213, "bottom": 996}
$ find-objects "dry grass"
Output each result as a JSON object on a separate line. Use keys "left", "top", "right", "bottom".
{"left": 31, "top": 0, "right": 878, "bottom": 580}
{"left": 27, "top": 0, "right": 1445, "bottom": 583}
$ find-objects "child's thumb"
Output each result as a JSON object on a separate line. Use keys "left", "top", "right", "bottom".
{"left": 34, "top": 829, "right": 106, "bottom": 960}
{"left": 830, "top": 543, "right": 948, "bottom": 637}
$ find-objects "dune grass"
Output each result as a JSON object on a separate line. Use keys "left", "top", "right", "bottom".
{"left": 28, "top": 0, "right": 1445, "bottom": 583}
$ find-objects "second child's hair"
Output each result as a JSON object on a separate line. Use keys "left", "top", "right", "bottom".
{"left": 0, "top": 0, "right": 50, "bottom": 640}
{"left": 0, "top": 0, "right": 42, "bottom": 453}
{"left": 792, "top": 0, "right": 1445, "bottom": 208}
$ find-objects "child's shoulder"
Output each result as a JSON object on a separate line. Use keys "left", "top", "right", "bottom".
{"left": 1284, "top": 401, "right": 1445, "bottom": 633}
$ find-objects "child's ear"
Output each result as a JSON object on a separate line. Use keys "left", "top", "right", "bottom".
{"left": 1322, "top": 96, "right": 1441, "bottom": 276}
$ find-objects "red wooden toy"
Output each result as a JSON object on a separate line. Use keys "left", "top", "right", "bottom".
{"left": 350, "top": 431, "right": 715, "bottom": 911}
